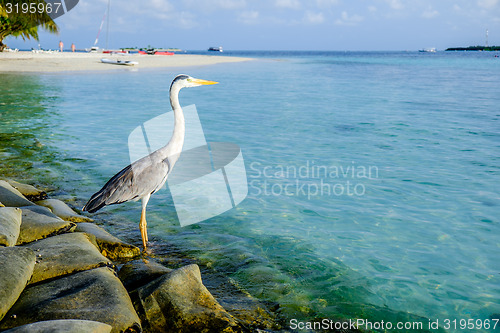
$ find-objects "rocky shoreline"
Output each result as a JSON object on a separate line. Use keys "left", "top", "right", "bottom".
{"left": 0, "top": 179, "right": 280, "bottom": 332}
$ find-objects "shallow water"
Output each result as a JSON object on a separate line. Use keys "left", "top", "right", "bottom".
{"left": 1, "top": 51, "right": 499, "bottom": 331}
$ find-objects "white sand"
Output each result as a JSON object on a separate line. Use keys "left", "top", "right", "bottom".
{"left": 0, "top": 51, "right": 252, "bottom": 73}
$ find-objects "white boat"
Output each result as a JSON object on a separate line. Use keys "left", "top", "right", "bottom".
{"left": 208, "top": 46, "right": 223, "bottom": 52}
{"left": 419, "top": 48, "right": 436, "bottom": 53}
{"left": 101, "top": 58, "right": 138, "bottom": 66}
{"left": 89, "top": 0, "right": 109, "bottom": 53}
{"left": 87, "top": 46, "right": 100, "bottom": 53}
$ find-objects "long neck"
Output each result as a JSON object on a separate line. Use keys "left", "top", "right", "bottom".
{"left": 161, "top": 84, "right": 185, "bottom": 158}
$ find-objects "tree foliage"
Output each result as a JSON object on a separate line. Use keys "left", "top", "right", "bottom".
{"left": 0, "top": 0, "right": 59, "bottom": 51}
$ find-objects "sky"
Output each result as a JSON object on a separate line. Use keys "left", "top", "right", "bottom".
{"left": 5, "top": 0, "right": 500, "bottom": 51}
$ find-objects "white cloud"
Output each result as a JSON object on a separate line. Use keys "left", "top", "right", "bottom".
{"left": 316, "top": 0, "right": 339, "bottom": 7}
{"left": 477, "top": 0, "right": 499, "bottom": 8}
{"left": 120, "top": 0, "right": 176, "bottom": 25}
{"left": 303, "top": 11, "right": 324, "bottom": 24}
{"left": 275, "top": 0, "right": 301, "bottom": 10}
{"left": 368, "top": 5, "right": 377, "bottom": 12}
{"left": 238, "top": 10, "right": 259, "bottom": 24}
{"left": 182, "top": 0, "right": 246, "bottom": 11}
{"left": 176, "top": 11, "right": 198, "bottom": 29}
{"left": 422, "top": 6, "right": 439, "bottom": 19}
{"left": 213, "top": 0, "right": 247, "bottom": 9}
{"left": 335, "top": 11, "right": 364, "bottom": 26}
{"left": 150, "top": 0, "right": 174, "bottom": 11}
{"left": 385, "top": 0, "right": 403, "bottom": 10}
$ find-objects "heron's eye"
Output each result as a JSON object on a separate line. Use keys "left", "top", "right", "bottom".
{"left": 187, "top": 78, "right": 192, "bottom": 82}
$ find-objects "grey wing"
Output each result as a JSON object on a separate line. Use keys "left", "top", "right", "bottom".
{"left": 83, "top": 156, "right": 170, "bottom": 213}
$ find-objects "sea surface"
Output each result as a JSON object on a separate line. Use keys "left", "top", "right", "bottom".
{"left": 1, "top": 51, "right": 500, "bottom": 332}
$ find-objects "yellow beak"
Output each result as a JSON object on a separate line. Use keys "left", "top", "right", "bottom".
{"left": 192, "top": 78, "right": 219, "bottom": 85}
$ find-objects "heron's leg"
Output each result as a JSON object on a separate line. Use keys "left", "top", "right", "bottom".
{"left": 140, "top": 194, "right": 151, "bottom": 251}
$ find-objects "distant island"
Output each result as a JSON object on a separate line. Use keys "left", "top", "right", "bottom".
{"left": 446, "top": 45, "right": 500, "bottom": 51}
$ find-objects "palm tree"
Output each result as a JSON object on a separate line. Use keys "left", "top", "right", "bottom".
{"left": 0, "top": 0, "right": 59, "bottom": 51}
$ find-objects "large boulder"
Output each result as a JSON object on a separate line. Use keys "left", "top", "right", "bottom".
{"left": 22, "top": 232, "right": 112, "bottom": 285}
{"left": 0, "top": 267, "right": 142, "bottom": 333}
{"left": 0, "top": 181, "right": 35, "bottom": 207}
{"left": 131, "top": 264, "right": 241, "bottom": 333}
{"left": 118, "top": 258, "right": 172, "bottom": 292}
{"left": 35, "top": 199, "right": 93, "bottom": 222}
{"left": 0, "top": 207, "right": 22, "bottom": 247}
{"left": 2, "top": 319, "right": 112, "bottom": 333}
{"left": 75, "top": 223, "right": 140, "bottom": 260}
{"left": 0, "top": 247, "right": 36, "bottom": 321}
{"left": 202, "top": 270, "right": 279, "bottom": 331}
{"left": 5, "top": 180, "right": 47, "bottom": 202}
{"left": 17, "top": 206, "right": 76, "bottom": 245}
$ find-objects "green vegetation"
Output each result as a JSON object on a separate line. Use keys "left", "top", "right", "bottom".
{"left": 0, "top": 0, "right": 58, "bottom": 51}
{"left": 446, "top": 45, "right": 500, "bottom": 51}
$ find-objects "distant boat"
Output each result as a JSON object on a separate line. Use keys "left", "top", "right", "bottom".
{"left": 101, "top": 58, "right": 138, "bottom": 66}
{"left": 208, "top": 46, "right": 223, "bottom": 52}
{"left": 87, "top": 46, "right": 100, "bottom": 53}
{"left": 89, "top": 0, "right": 110, "bottom": 53}
{"left": 138, "top": 49, "right": 174, "bottom": 55}
{"left": 419, "top": 48, "right": 436, "bottom": 53}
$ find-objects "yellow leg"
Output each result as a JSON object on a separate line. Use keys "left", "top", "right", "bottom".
{"left": 140, "top": 194, "right": 151, "bottom": 252}
{"left": 140, "top": 206, "right": 148, "bottom": 251}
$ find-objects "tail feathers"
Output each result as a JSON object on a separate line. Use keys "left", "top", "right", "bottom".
{"left": 83, "top": 164, "right": 136, "bottom": 213}
{"left": 82, "top": 191, "right": 107, "bottom": 213}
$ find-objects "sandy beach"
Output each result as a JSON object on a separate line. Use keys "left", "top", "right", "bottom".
{"left": 0, "top": 51, "right": 252, "bottom": 73}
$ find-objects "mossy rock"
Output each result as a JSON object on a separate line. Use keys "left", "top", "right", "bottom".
{"left": 22, "top": 232, "right": 113, "bottom": 285}
{"left": 1, "top": 319, "right": 112, "bottom": 333}
{"left": 118, "top": 258, "right": 172, "bottom": 292}
{"left": 0, "top": 181, "right": 35, "bottom": 208}
{"left": 0, "top": 247, "right": 36, "bottom": 321}
{"left": 35, "top": 199, "right": 93, "bottom": 222}
{"left": 0, "top": 267, "right": 141, "bottom": 333}
{"left": 0, "top": 207, "right": 22, "bottom": 247}
{"left": 17, "top": 206, "right": 76, "bottom": 245}
{"left": 5, "top": 180, "right": 47, "bottom": 202}
{"left": 131, "top": 264, "right": 241, "bottom": 333}
{"left": 75, "top": 223, "right": 140, "bottom": 260}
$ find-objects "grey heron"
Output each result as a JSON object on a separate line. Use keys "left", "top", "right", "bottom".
{"left": 83, "top": 74, "right": 218, "bottom": 251}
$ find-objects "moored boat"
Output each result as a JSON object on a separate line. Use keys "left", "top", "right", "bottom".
{"left": 208, "top": 46, "right": 223, "bottom": 52}
{"left": 100, "top": 58, "right": 138, "bottom": 66}
{"left": 419, "top": 48, "right": 436, "bottom": 53}
{"left": 138, "top": 49, "right": 174, "bottom": 55}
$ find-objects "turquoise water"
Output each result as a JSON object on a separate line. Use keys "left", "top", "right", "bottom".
{"left": 1, "top": 51, "right": 500, "bottom": 331}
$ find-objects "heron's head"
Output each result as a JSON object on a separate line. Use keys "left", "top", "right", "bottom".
{"left": 171, "top": 74, "right": 218, "bottom": 90}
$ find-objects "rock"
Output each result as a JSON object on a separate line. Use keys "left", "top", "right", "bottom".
{"left": 0, "top": 207, "right": 22, "bottom": 247}
{"left": 118, "top": 258, "right": 172, "bottom": 291}
{"left": 17, "top": 206, "right": 76, "bottom": 245}
{"left": 0, "top": 247, "right": 36, "bottom": 321}
{"left": 75, "top": 223, "right": 140, "bottom": 260}
{"left": 0, "top": 267, "right": 142, "bottom": 333}
{"left": 35, "top": 199, "right": 93, "bottom": 222}
{"left": 202, "top": 270, "right": 279, "bottom": 331}
{"left": 22, "top": 232, "right": 112, "bottom": 285}
{"left": 1, "top": 319, "right": 112, "bottom": 333}
{"left": 131, "top": 264, "right": 241, "bottom": 333}
{"left": 0, "top": 180, "right": 35, "bottom": 208}
{"left": 5, "top": 180, "right": 47, "bottom": 202}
